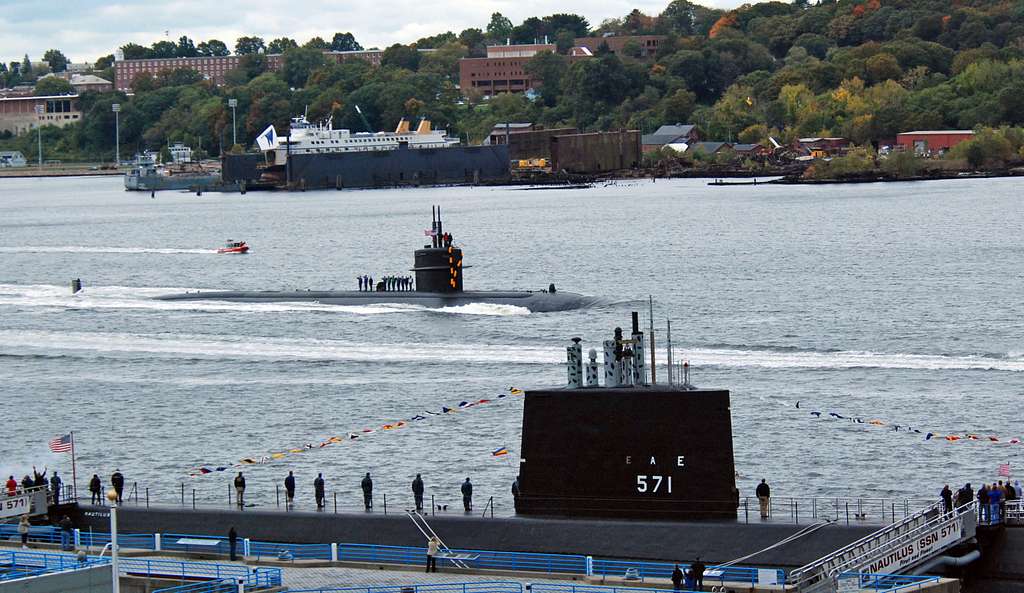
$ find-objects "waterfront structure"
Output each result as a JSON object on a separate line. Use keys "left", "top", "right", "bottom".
{"left": 641, "top": 124, "right": 700, "bottom": 153}
{"left": 549, "top": 130, "right": 642, "bottom": 174}
{"left": 458, "top": 43, "right": 555, "bottom": 96}
{"left": 113, "top": 50, "right": 385, "bottom": 91}
{"left": 487, "top": 123, "right": 578, "bottom": 159}
{"left": 0, "top": 150, "right": 27, "bottom": 167}
{"left": 0, "top": 94, "right": 81, "bottom": 135}
{"left": 896, "top": 130, "right": 975, "bottom": 155}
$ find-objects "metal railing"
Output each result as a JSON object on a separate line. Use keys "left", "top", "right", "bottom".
{"left": 1005, "top": 499, "right": 1024, "bottom": 525}
{"left": 590, "top": 559, "right": 781, "bottom": 586}
{"left": 119, "top": 557, "right": 281, "bottom": 586}
{"left": 152, "top": 581, "right": 241, "bottom": 593}
{"left": 738, "top": 496, "right": 937, "bottom": 525}
{"left": 249, "top": 541, "right": 332, "bottom": 560}
{"left": 827, "top": 501, "right": 976, "bottom": 580}
{"left": 532, "top": 584, "right": 698, "bottom": 593}
{"left": 790, "top": 501, "right": 943, "bottom": 588}
{"left": 335, "top": 543, "right": 587, "bottom": 574}
{"left": 0, "top": 549, "right": 108, "bottom": 581}
{"left": 839, "top": 572, "right": 940, "bottom": 592}
{"left": 0, "top": 524, "right": 63, "bottom": 544}
{"left": 288, "top": 583, "right": 525, "bottom": 593}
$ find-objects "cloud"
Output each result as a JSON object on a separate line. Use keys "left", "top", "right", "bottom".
{"left": 1, "top": 0, "right": 743, "bottom": 64}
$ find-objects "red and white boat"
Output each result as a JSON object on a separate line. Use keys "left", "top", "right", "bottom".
{"left": 217, "top": 240, "right": 249, "bottom": 254}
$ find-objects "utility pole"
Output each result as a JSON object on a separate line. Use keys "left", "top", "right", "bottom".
{"left": 34, "top": 104, "right": 44, "bottom": 167}
{"left": 228, "top": 98, "right": 238, "bottom": 147}
{"left": 112, "top": 103, "right": 121, "bottom": 166}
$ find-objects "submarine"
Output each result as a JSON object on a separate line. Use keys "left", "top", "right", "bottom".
{"left": 155, "top": 206, "right": 596, "bottom": 313}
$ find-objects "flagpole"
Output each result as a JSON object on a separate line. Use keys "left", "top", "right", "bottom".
{"left": 70, "top": 431, "right": 78, "bottom": 502}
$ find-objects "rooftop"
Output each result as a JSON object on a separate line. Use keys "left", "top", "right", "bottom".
{"left": 897, "top": 130, "right": 975, "bottom": 135}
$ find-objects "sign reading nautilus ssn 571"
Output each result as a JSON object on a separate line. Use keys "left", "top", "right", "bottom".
{"left": 1, "top": 495, "right": 30, "bottom": 519}
{"left": 862, "top": 520, "right": 964, "bottom": 575}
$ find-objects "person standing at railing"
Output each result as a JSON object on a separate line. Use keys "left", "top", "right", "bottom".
{"left": 671, "top": 564, "right": 683, "bottom": 591}
{"left": 361, "top": 473, "right": 373, "bottom": 510}
{"left": 412, "top": 474, "right": 425, "bottom": 512}
{"left": 18, "top": 514, "right": 30, "bottom": 549}
{"left": 51, "top": 472, "right": 63, "bottom": 505}
{"left": 234, "top": 472, "right": 246, "bottom": 509}
{"left": 228, "top": 526, "right": 238, "bottom": 561}
{"left": 940, "top": 484, "right": 953, "bottom": 515}
{"left": 284, "top": 472, "right": 296, "bottom": 510}
{"left": 5, "top": 475, "right": 16, "bottom": 496}
{"left": 32, "top": 466, "right": 47, "bottom": 487}
{"left": 756, "top": 479, "right": 771, "bottom": 519}
{"left": 111, "top": 469, "right": 125, "bottom": 503}
{"left": 691, "top": 557, "right": 706, "bottom": 591}
{"left": 426, "top": 536, "right": 439, "bottom": 572}
{"left": 21, "top": 475, "right": 33, "bottom": 491}
{"left": 990, "top": 483, "right": 1003, "bottom": 524}
{"left": 461, "top": 477, "right": 473, "bottom": 512}
{"left": 89, "top": 475, "right": 102, "bottom": 505}
{"left": 59, "top": 515, "right": 73, "bottom": 551}
{"left": 978, "top": 484, "right": 990, "bottom": 523}
{"left": 314, "top": 473, "right": 325, "bottom": 510}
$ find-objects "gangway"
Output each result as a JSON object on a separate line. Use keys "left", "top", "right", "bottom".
{"left": 790, "top": 501, "right": 977, "bottom": 593}
{"left": 406, "top": 511, "right": 473, "bottom": 569}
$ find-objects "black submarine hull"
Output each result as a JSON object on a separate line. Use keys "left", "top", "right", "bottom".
{"left": 154, "top": 290, "right": 596, "bottom": 313}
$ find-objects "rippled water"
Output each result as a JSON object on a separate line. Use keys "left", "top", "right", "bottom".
{"left": 2, "top": 176, "right": 1022, "bottom": 513}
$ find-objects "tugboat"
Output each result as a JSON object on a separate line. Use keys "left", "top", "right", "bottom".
{"left": 217, "top": 240, "right": 249, "bottom": 254}
{"left": 155, "top": 207, "right": 595, "bottom": 313}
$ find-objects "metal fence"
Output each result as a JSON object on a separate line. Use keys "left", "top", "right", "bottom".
{"left": 288, "top": 583, "right": 526, "bottom": 593}
{"left": 0, "top": 549, "right": 108, "bottom": 581}
{"left": 590, "top": 559, "right": 781, "bottom": 586}
{"left": 738, "top": 496, "right": 938, "bottom": 525}
{"left": 840, "top": 572, "right": 940, "bottom": 592}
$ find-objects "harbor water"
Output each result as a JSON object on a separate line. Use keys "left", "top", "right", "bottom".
{"left": 2, "top": 176, "right": 1022, "bottom": 513}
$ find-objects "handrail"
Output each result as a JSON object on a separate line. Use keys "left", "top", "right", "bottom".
{"left": 826, "top": 501, "right": 976, "bottom": 579}
{"left": 790, "top": 500, "right": 942, "bottom": 583}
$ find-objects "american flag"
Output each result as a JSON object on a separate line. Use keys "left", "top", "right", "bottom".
{"left": 423, "top": 229, "right": 437, "bottom": 237}
{"left": 998, "top": 463, "right": 1011, "bottom": 477}
{"left": 49, "top": 434, "right": 72, "bottom": 453}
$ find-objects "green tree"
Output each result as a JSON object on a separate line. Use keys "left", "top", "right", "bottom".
{"left": 21, "top": 55, "right": 32, "bottom": 77}
{"left": 486, "top": 13, "right": 514, "bottom": 40}
{"left": 661, "top": 88, "right": 696, "bottom": 123}
{"left": 120, "top": 43, "right": 150, "bottom": 60}
{"left": 381, "top": 44, "right": 421, "bottom": 71}
{"left": 331, "top": 32, "right": 363, "bottom": 51}
{"left": 524, "top": 51, "right": 569, "bottom": 106}
{"left": 304, "top": 37, "right": 330, "bottom": 50}
{"left": 95, "top": 55, "right": 115, "bottom": 70}
{"left": 34, "top": 77, "right": 74, "bottom": 95}
{"left": 197, "top": 40, "right": 230, "bottom": 57}
{"left": 43, "top": 49, "right": 68, "bottom": 73}
{"left": 235, "top": 36, "right": 266, "bottom": 55}
{"left": 176, "top": 36, "right": 198, "bottom": 58}
{"left": 267, "top": 37, "right": 298, "bottom": 54}
{"left": 150, "top": 41, "right": 177, "bottom": 58}
{"left": 865, "top": 53, "right": 902, "bottom": 84}
{"left": 281, "top": 46, "right": 327, "bottom": 87}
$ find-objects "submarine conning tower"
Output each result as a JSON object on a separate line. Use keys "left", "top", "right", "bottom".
{"left": 412, "top": 205, "right": 464, "bottom": 293}
{"left": 516, "top": 312, "right": 739, "bottom": 520}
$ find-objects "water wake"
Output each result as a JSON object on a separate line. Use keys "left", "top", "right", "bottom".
{"left": 0, "top": 246, "right": 216, "bottom": 254}
{"left": 1, "top": 329, "right": 1021, "bottom": 371}
{"left": 0, "top": 284, "right": 530, "bottom": 316}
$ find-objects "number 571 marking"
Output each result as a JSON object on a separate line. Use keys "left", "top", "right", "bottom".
{"left": 636, "top": 475, "right": 672, "bottom": 493}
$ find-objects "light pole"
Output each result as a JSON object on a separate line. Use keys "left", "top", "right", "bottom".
{"left": 111, "top": 103, "right": 121, "bottom": 166}
{"left": 228, "top": 99, "right": 238, "bottom": 147}
{"left": 34, "top": 104, "right": 44, "bottom": 167}
{"left": 107, "top": 489, "right": 121, "bottom": 593}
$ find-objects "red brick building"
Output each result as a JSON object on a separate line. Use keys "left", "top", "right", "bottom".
{"left": 896, "top": 130, "right": 974, "bottom": 155}
{"left": 114, "top": 50, "right": 384, "bottom": 91}
{"left": 0, "top": 94, "right": 81, "bottom": 135}
{"left": 459, "top": 44, "right": 556, "bottom": 96}
{"left": 573, "top": 35, "right": 666, "bottom": 58}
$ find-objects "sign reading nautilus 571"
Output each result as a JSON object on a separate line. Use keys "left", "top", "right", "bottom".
{"left": 1, "top": 495, "right": 30, "bottom": 519}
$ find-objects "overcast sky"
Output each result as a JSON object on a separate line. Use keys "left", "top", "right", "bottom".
{"left": 3, "top": 0, "right": 745, "bottom": 65}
